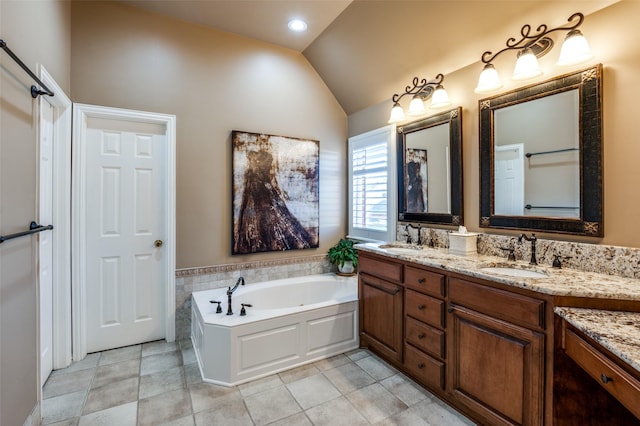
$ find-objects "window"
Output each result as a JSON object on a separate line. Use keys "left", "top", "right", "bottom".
{"left": 348, "top": 125, "right": 396, "bottom": 242}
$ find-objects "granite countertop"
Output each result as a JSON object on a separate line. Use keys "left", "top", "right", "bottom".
{"left": 356, "top": 243, "right": 640, "bottom": 300}
{"left": 555, "top": 307, "right": 640, "bottom": 374}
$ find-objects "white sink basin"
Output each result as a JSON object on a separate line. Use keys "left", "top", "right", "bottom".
{"left": 378, "top": 244, "right": 424, "bottom": 255}
{"left": 480, "top": 267, "right": 548, "bottom": 279}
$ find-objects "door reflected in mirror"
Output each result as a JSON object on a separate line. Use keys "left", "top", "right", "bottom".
{"left": 494, "top": 90, "right": 580, "bottom": 218}
{"left": 397, "top": 107, "right": 463, "bottom": 226}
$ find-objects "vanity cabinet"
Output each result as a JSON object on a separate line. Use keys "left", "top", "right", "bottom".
{"left": 358, "top": 253, "right": 404, "bottom": 362}
{"left": 447, "top": 278, "right": 545, "bottom": 426}
{"left": 403, "top": 265, "right": 447, "bottom": 390}
{"left": 562, "top": 321, "right": 640, "bottom": 420}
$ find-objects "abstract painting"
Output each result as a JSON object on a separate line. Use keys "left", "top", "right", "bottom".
{"left": 232, "top": 131, "right": 319, "bottom": 254}
{"left": 405, "top": 148, "right": 428, "bottom": 213}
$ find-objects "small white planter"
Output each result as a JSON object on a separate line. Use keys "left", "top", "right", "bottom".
{"left": 338, "top": 261, "right": 355, "bottom": 274}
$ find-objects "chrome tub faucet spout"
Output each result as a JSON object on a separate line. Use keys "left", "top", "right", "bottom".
{"left": 226, "top": 277, "right": 245, "bottom": 315}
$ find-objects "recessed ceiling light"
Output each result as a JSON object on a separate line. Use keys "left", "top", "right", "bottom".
{"left": 288, "top": 19, "right": 307, "bottom": 32}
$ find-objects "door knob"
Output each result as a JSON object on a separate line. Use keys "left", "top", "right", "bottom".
{"left": 154, "top": 239, "right": 163, "bottom": 247}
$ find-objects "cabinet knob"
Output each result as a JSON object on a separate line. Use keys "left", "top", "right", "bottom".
{"left": 447, "top": 306, "right": 454, "bottom": 314}
{"left": 417, "top": 304, "right": 425, "bottom": 310}
{"left": 154, "top": 239, "right": 163, "bottom": 248}
{"left": 418, "top": 333, "right": 425, "bottom": 339}
{"left": 600, "top": 374, "right": 613, "bottom": 384}
{"left": 418, "top": 278, "right": 426, "bottom": 284}
{"left": 418, "top": 363, "right": 425, "bottom": 369}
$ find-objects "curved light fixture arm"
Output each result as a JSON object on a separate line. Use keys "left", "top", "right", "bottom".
{"left": 480, "top": 12, "right": 585, "bottom": 64}
{"left": 391, "top": 73, "right": 445, "bottom": 103}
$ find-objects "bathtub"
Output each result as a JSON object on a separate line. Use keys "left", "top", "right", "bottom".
{"left": 191, "top": 273, "right": 359, "bottom": 386}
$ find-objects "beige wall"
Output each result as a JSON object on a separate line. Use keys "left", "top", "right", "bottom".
{"left": 349, "top": 0, "right": 640, "bottom": 248}
{"left": 0, "top": 1, "right": 71, "bottom": 424}
{"left": 70, "top": 1, "right": 347, "bottom": 269}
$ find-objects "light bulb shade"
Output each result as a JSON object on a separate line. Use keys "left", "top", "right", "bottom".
{"left": 388, "top": 103, "right": 406, "bottom": 123}
{"left": 557, "top": 29, "right": 594, "bottom": 66}
{"left": 407, "top": 95, "right": 426, "bottom": 116}
{"left": 475, "top": 63, "right": 503, "bottom": 94}
{"left": 429, "top": 85, "right": 452, "bottom": 109}
{"left": 512, "top": 48, "right": 543, "bottom": 81}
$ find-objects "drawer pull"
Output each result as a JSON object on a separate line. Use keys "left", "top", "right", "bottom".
{"left": 418, "top": 304, "right": 425, "bottom": 310}
{"left": 418, "top": 333, "right": 425, "bottom": 339}
{"left": 600, "top": 374, "right": 613, "bottom": 384}
{"left": 418, "top": 363, "right": 425, "bottom": 369}
{"left": 418, "top": 278, "right": 426, "bottom": 284}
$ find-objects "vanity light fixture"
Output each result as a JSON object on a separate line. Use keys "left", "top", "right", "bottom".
{"left": 388, "top": 74, "right": 451, "bottom": 124}
{"left": 474, "top": 12, "right": 594, "bottom": 93}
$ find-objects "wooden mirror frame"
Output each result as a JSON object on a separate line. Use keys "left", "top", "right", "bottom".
{"left": 479, "top": 64, "right": 603, "bottom": 236}
{"left": 397, "top": 107, "right": 463, "bottom": 226}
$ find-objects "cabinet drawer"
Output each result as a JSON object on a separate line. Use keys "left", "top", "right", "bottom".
{"left": 405, "top": 289, "right": 444, "bottom": 329}
{"left": 405, "top": 316, "right": 444, "bottom": 358}
{"left": 564, "top": 327, "right": 640, "bottom": 420}
{"left": 449, "top": 277, "right": 545, "bottom": 330}
{"left": 404, "top": 343, "right": 445, "bottom": 390}
{"left": 405, "top": 266, "right": 445, "bottom": 297}
{"left": 358, "top": 253, "right": 403, "bottom": 282}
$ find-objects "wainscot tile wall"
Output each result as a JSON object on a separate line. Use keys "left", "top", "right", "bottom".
{"left": 175, "top": 255, "right": 332, "bottom": 339}
{"left": 398, "top": 224, "right": 640, "bottom": 280}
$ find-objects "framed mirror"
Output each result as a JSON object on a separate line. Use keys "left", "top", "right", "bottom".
{"left": 479, "top": 64, "right": 603, "bottom": 236}
{"left": 397, "top": 107, "right": 463, "bottom": 225}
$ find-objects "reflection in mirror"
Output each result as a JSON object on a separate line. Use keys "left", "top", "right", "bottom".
{"left": 494, "top": 90, "right": 579, "bottom": 218}
{"left": 479, "top": 64, "right": 603, "bottom": 236}
{"left": 398, "top": 107, "right": 462, "bottom": 226}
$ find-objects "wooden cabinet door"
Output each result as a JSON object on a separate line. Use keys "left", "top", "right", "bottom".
{"left": 359, "top": 273, "right": 403, "bottom": 362}
{"left": 448, "top": 304, "right": 544, "bottom": 426}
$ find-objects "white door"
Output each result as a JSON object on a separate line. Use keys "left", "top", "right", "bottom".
{"left": 494, "top": 144, "right": 524, "bottom": 216}
{"left": 39, "top": 100, "right": 54, "bottom": 384}
{"left": 84, "top": 115, "right": 167, "bottom": 352}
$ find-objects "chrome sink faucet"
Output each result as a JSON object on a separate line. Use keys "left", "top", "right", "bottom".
{"left": 226, "top": 276, "right": 245, "bottom": 315}
{"left": 518, "top": 233, "right": 537, "bottom": 265}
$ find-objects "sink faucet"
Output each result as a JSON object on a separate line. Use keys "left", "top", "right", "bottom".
{"left": 518, "top": 233, "right": 537, "bottom": 265}
{"left": 226, "top": 276, "right": 245, "bottom": 315}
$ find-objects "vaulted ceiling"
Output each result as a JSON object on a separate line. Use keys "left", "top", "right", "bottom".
{"left": 121, "top": 0, "right": 618, "bottom": 115}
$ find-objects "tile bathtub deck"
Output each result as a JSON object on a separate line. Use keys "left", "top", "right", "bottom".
{"left": 42, "top": 340, "right": 475, "bottom": 426}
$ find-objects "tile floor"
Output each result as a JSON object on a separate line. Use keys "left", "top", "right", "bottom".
{"left": 42, "top": 340, "right": 476, "bottom": 425}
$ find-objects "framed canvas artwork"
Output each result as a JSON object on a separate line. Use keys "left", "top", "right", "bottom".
{"left": 405, "top": 148, "right": 428, "bottom": 213}
{"left": 232, "top": 131, "right": 319, "bottom": 254}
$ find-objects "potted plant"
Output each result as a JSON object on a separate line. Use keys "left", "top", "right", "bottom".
{"left": 328, "top": 238, "right": 358, "bottom": 275}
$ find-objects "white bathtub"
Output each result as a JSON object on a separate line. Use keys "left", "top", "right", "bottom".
{"left": 191, "top": 273, "right": 359, "bottom": 386}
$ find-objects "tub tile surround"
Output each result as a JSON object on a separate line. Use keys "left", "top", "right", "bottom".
{"left": 175, "top": 255, "right": 330, "bottom": 339}
{"left": 556, "top": 307, "right": 640, "bottom": 374}
{"left": 398, "top": 224, "right": 640, "bottom": 280}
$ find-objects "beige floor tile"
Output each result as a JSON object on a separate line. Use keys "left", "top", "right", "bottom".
{"left": 139, "top": 365, "right": 184, "bottom": 399}
{"left": 313, "top": 354, "right": 352, "bottom": 371}
{"left": 286, "top": 374, "right": 341, "bottom": 409}
{"left": 243, "top": 385, "right": 301, "bottom": 426}
{"left": 345, "top": 382, "right": 408, "bottom": 423}
{"left": 78, "top": 401, "right": 137, "bottom": 426}
{"left": 379, "top": 374, "right": 430, "bottom": 407}
{"left": 189, "top": 381, "right": 239, "bottom": 413}
{"left": 42, "top": 390, "right": 87, "bottom": 425}
{"left": 193, "top": 392, "right": 252, "bottom": 426}
{"left": 238, "top": 374, "right": 282, "bottom": 397}
{"left": 406, "top": 399, "right": 477, "bottom": 426}
{"left": 44, "top": 368, "right": 94, "bottom": 399}
{"left": 345, "top": 349, "right": 370, "bottom": 362}
{"left": 50, "top": 353, "right": 100, "bottom": 377}
{"left": 161, "top": 415, "right": 195, "bottom": 426}
{"left": 356, "top": 355, "right": 396, "bottom": 381}
{"left": 83, "top": 377, "right": 139, "bottom": 415}
{"left": 142, "top": 340, "right": 179, "bottom": 357}
{"left": 98, "top": 345, "right": 141, "bottom": 366}
{"left": 140, "top": 350, "right": 181, "bottom": 376}
{"left": 137, "top": 388, "right": 192, "bottom": 426}
{"left": 184, "top": 363, "right": 203, "bottom": 385}
{"left": 92, "top": 358, "right": 140, "bottom": 389}
{"left": 266, "top": 412, "right": 312, "bottom": 426}
{"left": 322, "top": 361, "right": 375, "bottom": 394}
{"left": 278, "top": 363, "right": 321, "bottom": 384}
{"left": 304, "top": 396, "right": 368, "bottom": 426}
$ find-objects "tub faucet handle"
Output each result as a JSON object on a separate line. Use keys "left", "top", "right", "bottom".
{"left": 210, "top": 300, "right": 222, "bottom": 314}
{"left": 240, "top": 303, "right": 253, "bottom": 316}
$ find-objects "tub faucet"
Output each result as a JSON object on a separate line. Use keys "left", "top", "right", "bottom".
{"left": 518, "top": 233, "right": 537, "bottom": 265}
{"left": 226, "top": 276, "right": 245, "bottom": 315}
